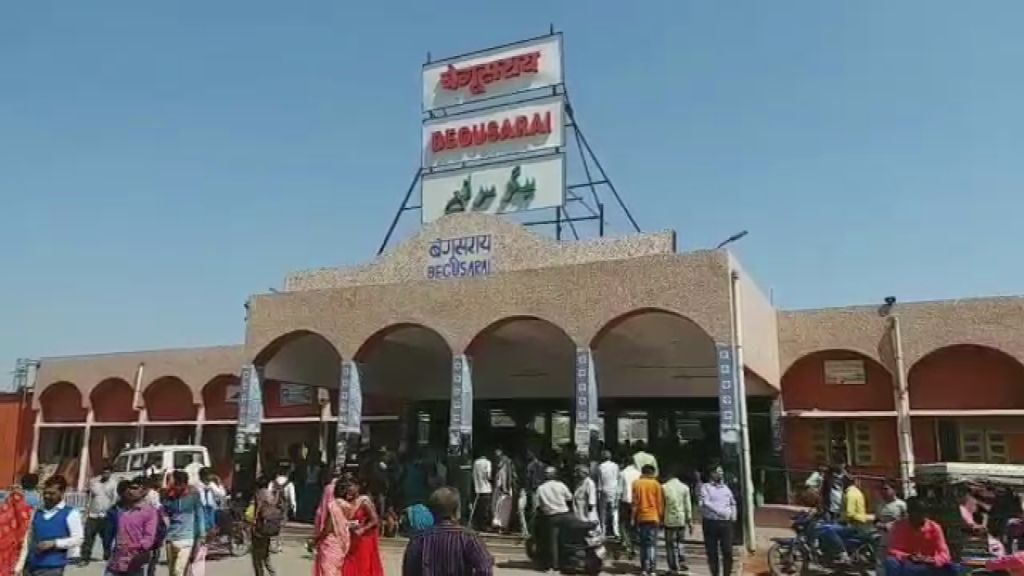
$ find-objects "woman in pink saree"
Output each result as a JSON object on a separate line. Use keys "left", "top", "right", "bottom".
{"left": 312, "top": 477, "right": 354, "bottom": 576}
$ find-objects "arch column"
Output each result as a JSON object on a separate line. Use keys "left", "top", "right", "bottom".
{"left": 77, "top": 408, "right": 95, "bottom": 490}
{"left": 335, "top": 360, "right": 362, "bottom": 472}
{"left": 29, "top": 411, "right": 41, "bottom": 473}
{"left": 194, "top": 404, "right": 206, "bottom": 445}
{"left": 574, "top": 348, "right": 599, "bottom": 457}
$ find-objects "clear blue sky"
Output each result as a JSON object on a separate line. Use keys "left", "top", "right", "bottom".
{"left": 3, "top": 1, "right": 1023, "bottom": 375}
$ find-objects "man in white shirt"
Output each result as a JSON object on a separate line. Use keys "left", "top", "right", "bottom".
{"left": 81, "top": 466, "right": 117, "bottom": 564}
{"left": 471, "top": 453, "right": 493, "bottom": 531}
{"left": 596, "top": 450, "right": 621, "bottom": 538}
{"left": 618, "top": 458, "right": 642, "bottom": 558}
{"left": 184, "top": 454, "right": 205, "bottom": 487}
{"left": 16, "top": 474, "right": 85, "bottom": 576}
{"left": 535, "top": 467, "right": 573, "bottom": 571}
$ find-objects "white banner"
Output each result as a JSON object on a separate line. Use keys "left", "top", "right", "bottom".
{"left": 423, "top": 35, "right": 563, "bottom": 111}
{"left": 423, "top": 96, "right": 564, "bottom": 168}
{"left": 421, "top": 153, "right": 564, "bottom": 223}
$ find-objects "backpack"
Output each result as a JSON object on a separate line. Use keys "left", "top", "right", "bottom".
{"left": 255, "top": 487, "right": 285, "bottom": 537}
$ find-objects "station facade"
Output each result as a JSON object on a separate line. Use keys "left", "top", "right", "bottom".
{"left": 5, "top": 213, "right": 1024, "bottom": 499}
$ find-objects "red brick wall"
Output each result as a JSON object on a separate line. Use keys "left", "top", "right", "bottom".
{"left": 202, "top": 375, "right": 239, "bottom": 421}
{"left": 0, "top": 394, "right": 33, "bottom": 485}
{"left": 909, "top": 345, "right": 1024, "bottom": 410}
{"left": 263, "top": 380, "right": 320, "bottom": 418}
{"left": 782, "top": 350, "right": 894, "bottom": 411}
{"left": 39, "top": 382, "right": 87, "bottom": 423}
{"left": 91, "top": 378, "right": 138, "bottom": 423}
{"left": 144, "top": 377, "right": 198, "bottom": 421}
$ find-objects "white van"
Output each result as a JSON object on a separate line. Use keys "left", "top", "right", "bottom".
{"left": 110, "top": 445, "right": 211, "bottom": 484}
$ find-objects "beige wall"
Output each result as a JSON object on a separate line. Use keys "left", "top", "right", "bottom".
{"left": 730, "top": 254, "right": 781, "bottom": 385}
{"left": 778, "top": 296, "right": 1024, "bottom": 375}
{"left": 246, "top": 215, "right": 737, "bottom": 369}
{"left": 33, "top": 346, "right": 244, "bottom": 409}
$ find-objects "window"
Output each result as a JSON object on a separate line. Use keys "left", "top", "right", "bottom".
{"left": 851, "top": 422, "right": 874, "bottom": 465}
{"left": 810, "top": 420, "right": 873, "bottom": 465}
{"left": 960, "top": 428, "right": 1008, "bottom": 463}
{"left": 618, "top": 412, "right": 649, "bottom": 446}
{"left": 173, "top": 450, "right": 204, "bottom": 469}
{"left": 416, "top": 412, "right": 431, "bottom": 447}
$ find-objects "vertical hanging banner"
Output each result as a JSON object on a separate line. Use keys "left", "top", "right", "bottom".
{"left": 770, "top": 396, "right": 785, "bottom": 455}
{"left": 449, "top": 355, "right": 474, "bottom": 455}
{"left": 574, "top": 348, "right": 599, "bottom": 454}
{"left": 336, "top": 361, "right": 363, "bottom": 468}
{"left": 337, "top": 362, "right": 363, "bottom": 434}
{"left": 717, "top": 344, "right": 740, "bottom": 446}
{"left": 234, "top": 364, "right": 263, "bottom": 454}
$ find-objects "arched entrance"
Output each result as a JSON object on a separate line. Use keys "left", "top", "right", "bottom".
{"left": 202, "top": 374, "right": 240, "bottom": 483}
{"left": 37, "top": 382, "right": 87, "bottom": 486}
{"left": 353, "top": 324, "right": 453, "bottom": 455}
{"left": 253, "top": 330, "right": 341, "bottom": 485}
{"left": 780, "top": 350, "right": 896, "bottom": 480}
{"left": 909, "top": 344, "right": 1024, "bottom": 464}
{"left": 467, "top": 316, "right": 576, "bottom": 458}
{"left": 591, "top": 308, "right": 721, "bottom": 467}
{"left": 143, "top": 376, "right": 197, "bottom": 446}
{"left": 89, "top": 378, "right": 137, "bottom": 477}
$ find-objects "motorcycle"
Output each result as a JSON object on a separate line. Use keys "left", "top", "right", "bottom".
{"left": 525, "top": 514, "right": 605, "bottom": 575}
{"left": 767, "top": 511, "right": 878, "bottom": 576}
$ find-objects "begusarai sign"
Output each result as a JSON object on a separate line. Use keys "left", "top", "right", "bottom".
{"left": 420, "top": 34, "right": 566, "bottom": 224}
{"left": 422, "top": 35, "right": 563, "bottom": 111}
{"left": 423, "top": 97, "right": 564, "bottom": 167}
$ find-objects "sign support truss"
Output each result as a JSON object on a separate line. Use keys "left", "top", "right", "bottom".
{"left": 377, "top": 91, "right": 640, "bottom": 254}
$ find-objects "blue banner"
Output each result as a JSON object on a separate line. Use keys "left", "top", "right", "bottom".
{"left": 234, "top": 364, "right": 263, "bottom": 454}
{"left": 573, "top": 348, "right": 599, "bottom": 452}
{"left": 717, "top": 344, "right": 739, "bottom": 446}
{"left": 449, "top": 355, "right": 473, "bottom": 451}
{"left": 338, "top": 361, "right": 363, "bottom": 435}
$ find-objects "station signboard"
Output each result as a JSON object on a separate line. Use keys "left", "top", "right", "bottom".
{"left": 423, "top": 96, "right": 564, "bottom": 168}
{"left": 423, "top": 35, "right": 563, "bottom": 111}
{"left": 421, "top": 153, "right": 564, "bottom": 223}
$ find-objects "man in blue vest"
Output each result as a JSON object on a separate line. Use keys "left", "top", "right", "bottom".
{"left": 16, "top": 474, "right": 84, "bottom": 576}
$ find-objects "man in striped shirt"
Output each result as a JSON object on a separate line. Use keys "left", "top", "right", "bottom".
{"left": 403, "top": 486, "right": 493, "bottom": 576}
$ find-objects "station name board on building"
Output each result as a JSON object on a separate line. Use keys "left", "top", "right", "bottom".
{"left": 424, "top": 97, "right": 564, "bottom": 167}
{"left": 426, "top": 234, "right": 492, "bottom": 280}
{"left": 423, "top": 35, "right": 562, "bottom": 111}
{"left": 421, "top": 35, "right": 566, "bottom": 224}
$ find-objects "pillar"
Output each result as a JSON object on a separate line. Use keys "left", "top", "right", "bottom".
{"left": 77, "top": 409, "right": 94, "bottom": 491}
{"left": 318, "top": 388, "right": 331, "bottom": 457}
{"left": 574, "top": 348, "right": 600, "bottom": 458}
{"left": 335, "top": 361, "right": 362, "bottom": 473}
{"left": 194, "top": 405, "right": 206, "bottom": 445}
{"left": 29, "top": 413, "right": 41, "bottom": 473}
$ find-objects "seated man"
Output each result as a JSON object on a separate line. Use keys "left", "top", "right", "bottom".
{"left": 884, "top": 497, "right": 956, "bottom": 576}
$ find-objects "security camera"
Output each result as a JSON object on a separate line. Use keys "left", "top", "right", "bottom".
{"left": 884, "top": 296, "right": 896, "bottom": 306}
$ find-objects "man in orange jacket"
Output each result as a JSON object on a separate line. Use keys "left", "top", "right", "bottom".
{"left": 632, "top": 465, "right": 664, "bottom": 576}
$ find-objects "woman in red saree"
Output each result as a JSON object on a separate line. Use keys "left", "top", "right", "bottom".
{"left": 0, "top": 491, "right": 33, "bottom": 576}
{"left": 312, "top": 478, "right": 353, "bottom": 576}
{"left": 341, "top": 481, "right": 383, "bottom": 576}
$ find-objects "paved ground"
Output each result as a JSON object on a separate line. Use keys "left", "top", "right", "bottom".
{"left": 63, "top": 544, "right": 555, "bottom": 575}
{"left": 64, "top": 541, "right": 764, "bottom": 575}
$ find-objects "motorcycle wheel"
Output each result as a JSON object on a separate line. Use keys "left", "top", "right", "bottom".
{"left": 768, "top": 542, "right": 810, "bottom": 576}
